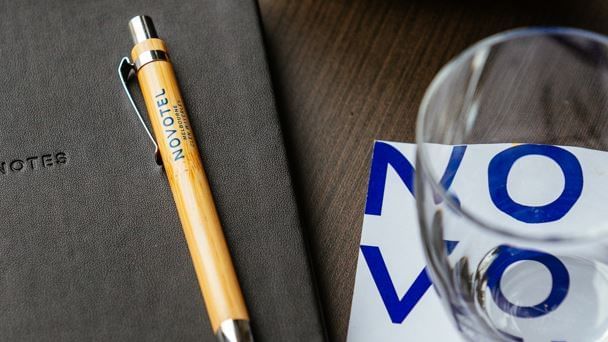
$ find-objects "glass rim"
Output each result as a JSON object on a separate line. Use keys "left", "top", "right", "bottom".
{"left": 415, "top": 26, "right": 608, "bottom": 243}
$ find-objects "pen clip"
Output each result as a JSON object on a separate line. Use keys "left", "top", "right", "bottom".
{"left": 118, "top": 57, "right": 162, "bottom": 165}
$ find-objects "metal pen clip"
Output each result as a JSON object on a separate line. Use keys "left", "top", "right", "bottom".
{"left": 118, "top": 56, "right": 162, "bottom": 165}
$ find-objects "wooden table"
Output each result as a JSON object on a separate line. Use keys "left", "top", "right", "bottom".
{"left": 257, "top": 1, "right": 608, "bottom": 340}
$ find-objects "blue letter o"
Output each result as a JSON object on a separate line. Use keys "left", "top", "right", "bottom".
{"left": 486, "top": 246, "right": 570, "bottom": 318}
{"left": 488, "top": 144, "right": 583, "bottom": 223}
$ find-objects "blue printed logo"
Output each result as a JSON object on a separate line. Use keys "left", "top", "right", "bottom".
{"left": 361, "top": 142, "right": 582, "bottom": 328}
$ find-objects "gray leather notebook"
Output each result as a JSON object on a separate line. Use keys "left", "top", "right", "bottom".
{"left": 0, "top": 0, "right": 324, "bottom": 341}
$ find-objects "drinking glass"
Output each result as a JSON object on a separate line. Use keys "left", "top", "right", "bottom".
{"left": 416, "top": 28, "right": 608, "bottom": 341}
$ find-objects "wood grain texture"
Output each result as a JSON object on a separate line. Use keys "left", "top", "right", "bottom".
{"left": 136, "top": 55, "right": 248, "bottom": 332}
{"left": 257, "top": 1, "right": 608, "bottom": 340}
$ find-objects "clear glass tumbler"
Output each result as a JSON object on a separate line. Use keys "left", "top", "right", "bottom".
{"left": 416, "top": 28, "right": 608, "bottom": 341}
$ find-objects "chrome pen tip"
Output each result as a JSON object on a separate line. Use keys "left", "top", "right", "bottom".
{"left": 216, "top": 319, "right": 254, "bottom": 342}
{"left": 128, "top": 15, "right": 158, "bottom": 44}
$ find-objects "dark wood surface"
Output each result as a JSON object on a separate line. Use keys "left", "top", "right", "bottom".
{"left": 257, "top": 1, "right": 608, "bottom": 340}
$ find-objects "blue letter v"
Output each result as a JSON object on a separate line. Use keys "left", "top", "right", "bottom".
{"left": 361, "top": 241, "right": 458, "bottom": 324}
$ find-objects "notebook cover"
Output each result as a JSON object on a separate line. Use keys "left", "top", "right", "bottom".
{"left": 0, "top": 0, "right": 325, "bottom": 341}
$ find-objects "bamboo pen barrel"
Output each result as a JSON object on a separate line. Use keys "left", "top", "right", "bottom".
{"left": 131, "top": 39, "right": 249, "bottom": 332}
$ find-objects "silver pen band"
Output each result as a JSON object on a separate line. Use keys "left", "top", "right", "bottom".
{"left": 133, "top": 49, "right": 169, "bottom": 70}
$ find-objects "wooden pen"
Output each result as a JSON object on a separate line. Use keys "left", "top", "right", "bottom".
{"left": 120, "top": 15, "right": 253, "bottom": 342}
